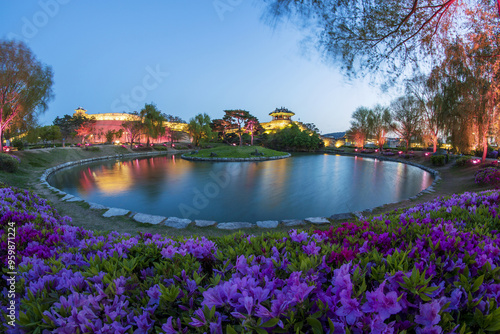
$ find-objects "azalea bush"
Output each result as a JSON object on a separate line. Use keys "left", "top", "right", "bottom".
{"left": 475, "top": 167, "right": 500, "bottom": 187}
{"left": 1, "top": 185, "right": 500, "bottom": 333}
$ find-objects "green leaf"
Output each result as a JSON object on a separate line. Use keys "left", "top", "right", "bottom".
{"left": 472, "top": 274, "right": 485, "bottom": 293}
{"left": 226, "top": 325, "right": 238, "bottom": 334}
{"left": 307, "top": 317, "right": 323, "bottom": 334}
{"left": 261, "top": 318, "right": 280, "bottom": 328}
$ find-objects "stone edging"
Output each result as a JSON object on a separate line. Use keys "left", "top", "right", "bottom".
{"left": 40, "top": 151, "right": 440, "bottom": 230}
{"left": 181, "top": 153, "right": 291, "bottom": 162}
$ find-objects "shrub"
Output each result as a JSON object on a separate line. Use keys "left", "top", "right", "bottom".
{"left": 455, "top": 156, "right": 473, "bottom": 167}
{"left": 83, "top": 146, "right": 100, "bottom": 152}
{"left": 11, "top": 139, "right": 24, "bottom": 151}
{"left": 475, "top": 167, "right": 500, "bottom": 186}
{"left": 430, "top": 154, "right": 446, "bottom": 166}
{"left": 264, "top": 123, "right": 324, "bottom": 151}
{"left": 482, "top": 160, "right": 499, "bottom": 168}
{"left": 0, "top": 153, "right": 19, "bottom": 172}
{"left": 153, "top": 145, "right": 169, "bottom": 151}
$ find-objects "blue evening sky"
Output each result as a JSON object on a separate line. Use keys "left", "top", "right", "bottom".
{"left": 1, "top": 1, "right": 394, "bottom": 133}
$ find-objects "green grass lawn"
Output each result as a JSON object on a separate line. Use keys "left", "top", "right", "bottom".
{"left": 187, "top": 145, "right": 288, "bottom": 158}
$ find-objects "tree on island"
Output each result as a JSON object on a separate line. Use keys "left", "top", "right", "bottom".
{"left": 0, "top": 40, "right": 54, "bottom": 151}
{"left": 244, "top": 116, "right": 262, "bottom": 146}
{"left": 210, "top": 118, "right": 233, "bottom": 143}
{"left": 223, "top": 109, "right": 254, "bottom": 146}
{"left": 187, "top": 113, "right": 213, "bottom": 147}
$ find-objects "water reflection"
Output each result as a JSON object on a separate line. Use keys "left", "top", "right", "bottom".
{"left": 48, "top": 154, "right": 434, "bottom": 222}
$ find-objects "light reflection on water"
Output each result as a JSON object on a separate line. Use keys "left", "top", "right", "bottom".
{"left": 48, "top": 153, "right": 434, "bottom": 223}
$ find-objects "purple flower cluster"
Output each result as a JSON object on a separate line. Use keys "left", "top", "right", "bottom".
{"left": 1, "top": 185, "right": 500, "bottom": 333}
{"left": 475, "top": 167, "right": 500, "bottom": 187}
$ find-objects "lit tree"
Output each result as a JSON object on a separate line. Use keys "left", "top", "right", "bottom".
{"left": 121, "top": 113, "right": 143, "bottom": 148}
{"left": 244, "top": 116, "right": 262, "bottom": 146}
{"left": 76, "top": 123, "right": 95, "bottom": 144}
{"left": 210, "top": 118, "right": 233, "bottom": 143}
{"left": 348, "top": 106, "right": 371, "bottom": 148}
{"left": 303, "top": 123, "right": 319, "bottom": 133}
{"left": 223, "top": 109, "right": 253, "bottom": 147}
{"left": 53, "top": 114, "right": 91, "bottom": 146}
{"left": 0, "top": 40, "right": 54, "bottom": 151}
{"left": 406, "top": 73, "right": 447, "bottom": 153}
{"left": 367, "top": 105, "right": 392, "bottom": 150}
{"left": 390, "top": 95, "right": 422, "bottom": 151}
{"left": 170, "top": 130, "right": 184, "bottom": 147}
{"left": 140, "top": 103, "right": 164, "bottom": 145}
{"left": 187, "top": 113, "right": 213, "bottom": 147}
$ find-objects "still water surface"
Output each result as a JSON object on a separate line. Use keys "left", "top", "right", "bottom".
{"left": 48, "top": 154, "right": 433, "bottom": 223}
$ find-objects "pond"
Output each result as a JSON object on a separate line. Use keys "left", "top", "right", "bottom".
{"left": 48, "top": 153, "right": 434, "bottom": 223}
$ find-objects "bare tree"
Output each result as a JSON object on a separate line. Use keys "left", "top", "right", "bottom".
{"left": 390, "top": 95, "right": 422, "bottom": 151}
{"left": 406, "top": 74, "right": 446, "bottom": 153}
{"left": 368, "top": 105, "right": 392, "bottom": 150}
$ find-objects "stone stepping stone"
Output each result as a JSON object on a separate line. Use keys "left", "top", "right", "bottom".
{"left": 194, "top": 220, "right": 217, "bottom": 227}
{"left": 61, "top": 194, "right": 74, "bottom": 201}
{"left": 133, "top": 213, "right": 166, "bottom": 225}
{"left": 66, "top": 196, "right": 83, "bottom": 202}
{"left": 88, "top": 202, "right": 108, "bottom": 210}
{"left": 103, "top": 208, "right": 130, "bottom": 217}
{"left": 305, "top": 217, "right": 330, "bottom": 224}
{"left": 217, "top": 222, "right": 254, "bottom": 230}
{"left": 164, "top": 217, "right": 192, "bottom": 229}
{"left": 282, "top": 219, "right": 305, "bottom": 227}
{"left": 256, "top": 220, "right": 279, "bottom": 228}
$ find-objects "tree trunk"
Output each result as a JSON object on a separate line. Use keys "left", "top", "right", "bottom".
{"left": 433, "top": 137, "right": 437, "bottom": 153}
{"left": 239, "top": 133, "right": 243, "bottom": 147}
{"left": 482, "top": 133, "right": 488, "bottom": 163}
{"left": 251, "top": 134, "right": 254, "bottom": 146}
{"left": 0, "top": 126, "right": 3, "bottom": 152}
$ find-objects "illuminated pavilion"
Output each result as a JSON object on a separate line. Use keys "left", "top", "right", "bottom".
{"left": 261, "top": 107, "right": 305, "bottom": 133}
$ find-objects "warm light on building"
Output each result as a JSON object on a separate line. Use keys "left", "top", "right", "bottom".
{"left": 261, "top": 107, "right": 307, "bottom": 133}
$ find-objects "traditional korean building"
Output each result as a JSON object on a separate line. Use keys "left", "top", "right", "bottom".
{"left": 261, "top": 107, "right": 306, "bottom": 133}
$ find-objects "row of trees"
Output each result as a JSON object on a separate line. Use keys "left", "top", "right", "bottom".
{"left": 349, "top": 28, "right": 499, "bottom": 163}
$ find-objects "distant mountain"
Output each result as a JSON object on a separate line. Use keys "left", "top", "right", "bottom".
{"left": 322, "top": 132, "right": 346, "bottom": 139}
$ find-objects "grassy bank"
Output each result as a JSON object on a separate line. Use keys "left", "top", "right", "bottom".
{"left": 186, "top": 145, "right": 289, "bottom": 159}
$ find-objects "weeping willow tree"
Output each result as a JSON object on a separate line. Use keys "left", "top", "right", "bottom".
{"left": 0, "top": 40, "right": 53, "bottom": 151}
{"left": 262, "top": 0, "right": 500, "bottom": 81}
